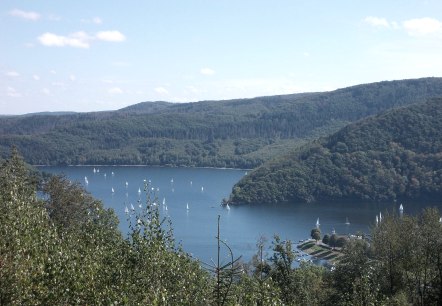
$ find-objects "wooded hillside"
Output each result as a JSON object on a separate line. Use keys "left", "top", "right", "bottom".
{"left": 1, "top": 77, "right": 442, "bottom": 168}
{"left": 229, "top": 98, "right": 442, "bottom": 204}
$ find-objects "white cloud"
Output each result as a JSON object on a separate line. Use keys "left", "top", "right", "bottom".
{"left": 364, "top": 16, "right": 391, "bottom": 28}
{"left": 81, "top": 17, "right": 103, "bottom": 25}
{"left": 93, "top": 17, "right": 103, "bottom": 25}
{"left": 7, "top": 87, "right": 22, "bottom": 98}
{"left": 109, "top": 87, "right": 123, "bottom": 94}
{"left": 403, "top": 17, "right": 442, "bottom": 36}
{"left": 50, "top": 70, "right": 57, "bottom": 74}
{"left": 155, "top": 87, "right": 169, "bottom": 95}
{"left": 33, "top": 74, "right": 40, "bottom": 81}
{"left": 200, "top": 67, "right": 215, "bottom": 76}
{"left": 38, "top": 30, "right": 125, "bottom": 48}
{"left": 96, "top": 31, "right": 126, "bottom": 42}
{"left": 9, "top": 9, "right": 40, "bottom": 21}
{"left": 38, "top": 32, "right": 92, "bottom": 48}
{"left": 5, "top": 71, "right": 20, "bottom": 77}
{"left": 69, "top": 74, "right": 76, "bottom": 81}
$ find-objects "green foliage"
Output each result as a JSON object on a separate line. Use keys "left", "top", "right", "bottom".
{"left": 231, "top": 98, "right": 442, "bottom": 204}
{"left": 0, "top": 149, "right": 212, "bottom": 305}
{"left": 2, "top": 78, "right": 442, "bottom": 169}
{"left": 322, "top": 234, "right": 330, "bottom": 245}
{"left": 311, "top": 228, "right": 321, "bottom": 242}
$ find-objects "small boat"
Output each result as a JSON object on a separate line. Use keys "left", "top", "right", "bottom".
{"left": 399, "top": 204, "right": 404, "bottom": 212}
{"left": 138, "top": 188, "right": 141, "bottom": 194}
{"left": 104, "top": 173, "right": 106, "bottom": 178}
{"left": 186, "top": 203, "right": 189, "bottom": 210}
{"left": 376, "top": 215, "right": 379, "bottom": 225}
{"left": 190, "top": 180, "right": 193, "bottom": 186}
{"left": 96, "top": 169, "right": 100, "bottom": 173}
{"left": 93, "top": 168, "right": 96, "bottom": 173}
{"left": 226, "top": 203, "right": 230, "bottom": 210}
{"left": 111, "top": 171, "right": 115, "bottom": 176}
{"left": 439, "top": 217, "right": 442, "bottom": 223}
{"left": 170, "top": 178, "right": 174, "bottom": 183}
{"left": 84, "top": 176, "right": 88, "bottom": 185}
{"left": 345, "top": 217, "right": 350, "bottom": 225}
{"left": 201, "top": 186, "right": 204, "bottom": 192}
{"left": 130, "top": 203, "right": 135, "bottom": 211}
{"left": 111, "top": 187, "right": 115, "bottom": 193}
{"left": 124, "top": 206, "right": 129, "bottom": 214}
{"left": 125, "top": 181, "right": 128, "bottom": 187}
{"left": 316, "top": 218, "right": 320, "bottom": 227}
{"left": 379, "top": 212, "right": 382, "bottom": 222}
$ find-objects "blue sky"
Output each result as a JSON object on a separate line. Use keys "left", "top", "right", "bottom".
{"left": 1, "top": 1, "right": 442, "bottom": 114}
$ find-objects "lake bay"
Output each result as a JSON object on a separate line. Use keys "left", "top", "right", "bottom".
{"left": 39, "top": 166, "right": 441, "bottom": 264}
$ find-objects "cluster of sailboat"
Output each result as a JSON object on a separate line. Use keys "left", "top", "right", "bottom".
{"left": 85, "top": 169, "right": 225, "bottom": 216}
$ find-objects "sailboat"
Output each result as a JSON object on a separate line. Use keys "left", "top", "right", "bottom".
{"left": 125, "top": 181, "right": 128, "bottom": 188}
{"left": 226, "top": 203, "right": 230, "bottom": 210}
{"left": 124, "top": 206, "right": 129, "bottom": 214}
{"left": 379, "top": 212, "right": 382, "bottom": 222}
{"left": 399, "top": 203, "right": 404, "bottom": 212}
{"left": 111, "top": 187, "right": 115, "bottom": 193}
{"left": 316, "top": 218, "right": 320, "bottom": 227}
{"left": 201, "top": 186, "right": 204, "bottom": 192}
{"left": 130, "top": 203, "right": 135, "bottom": 211}
{"left": 376, "top": 215, "right": 379, "bottom": 225}
{"left": 84, "top": 176, "right": 88, "bottom": 185}
{"left": 93, "top": 168, "right": 96, "bottom": 173}
{"left": 138, "top": 187, "right": 141, "bottom": 194}
{"left": 345, "top": 217, "right": 350, "bottom": 225}
{"left": 186, "top": 203, "right": 189, "bottom": 210}
{"left": 162, "top": 197, "right": 166, "bottom": 205}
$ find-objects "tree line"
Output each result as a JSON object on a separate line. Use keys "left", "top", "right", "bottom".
{"left": 1, "top": 78, "right": 442, "bottom": 168}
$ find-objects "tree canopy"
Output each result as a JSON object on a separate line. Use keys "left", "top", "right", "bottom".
{"left": 230, "top": 98, "right": 442, "bottom": 204}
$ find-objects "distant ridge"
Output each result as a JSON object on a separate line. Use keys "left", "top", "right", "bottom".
{"left": 1, "top": 77, "right": 442, "bottom": 169}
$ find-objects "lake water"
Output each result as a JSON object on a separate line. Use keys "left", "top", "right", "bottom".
{"left": 38, "top": 166, "right": 441, "bottom": 265}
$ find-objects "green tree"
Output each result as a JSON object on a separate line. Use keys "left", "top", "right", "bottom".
{"left": 311, "top": 228, "right": 321, "bottom": 242}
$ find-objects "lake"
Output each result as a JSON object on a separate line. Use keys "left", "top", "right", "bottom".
{"left": 38, "top": 166, "right": 441, "bottom": 265}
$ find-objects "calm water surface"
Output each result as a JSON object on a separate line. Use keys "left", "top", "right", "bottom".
{"left": 39, "top": 166, "right": 441, "bottom": 264}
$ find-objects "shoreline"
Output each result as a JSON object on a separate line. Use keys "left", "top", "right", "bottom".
{"left": 35, "top": 164, "right": 252, "bottom": 171}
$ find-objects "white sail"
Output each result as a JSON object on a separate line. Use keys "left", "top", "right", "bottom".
{"left": 399, "top": 204, "right": 404, "bottom": 212}
{"left": 186, "top": 203, "right": 189, "bottom": 210}
{"left": 124, "top": 206, "right": 129, "bottom": 214}
{"left": 111, "top": 187, "right": 115, "bottom": 193}
{"left": 345, "top": 217, "right": 350, "bottom": 225}
{"left": 316, "top": 218, "right": 320, "bottom": 227}
{"left": 226, "top": 203, "right": 230, "bottom": 210}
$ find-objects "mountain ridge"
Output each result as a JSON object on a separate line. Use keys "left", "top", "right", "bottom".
{"left": 1, "top": 77, "right": 442, "bottom": 168}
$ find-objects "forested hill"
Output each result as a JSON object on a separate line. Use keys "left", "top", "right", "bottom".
{"left": 229, "top": 98, "right": 442, "bottom": 204}
{"left": 1, "top": 77, "right": 442, "bottom": 168}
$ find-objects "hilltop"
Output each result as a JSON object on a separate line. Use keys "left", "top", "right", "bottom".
{"left": 1, "top": 77, "right": 442, "bottom": 168}
{"left": 229, "top": 98, "right": 442, "bottom": 204}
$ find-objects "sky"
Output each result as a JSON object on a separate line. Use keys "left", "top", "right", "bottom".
{"left": 1, "top": 1, "right": 442, "bottom": 115}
